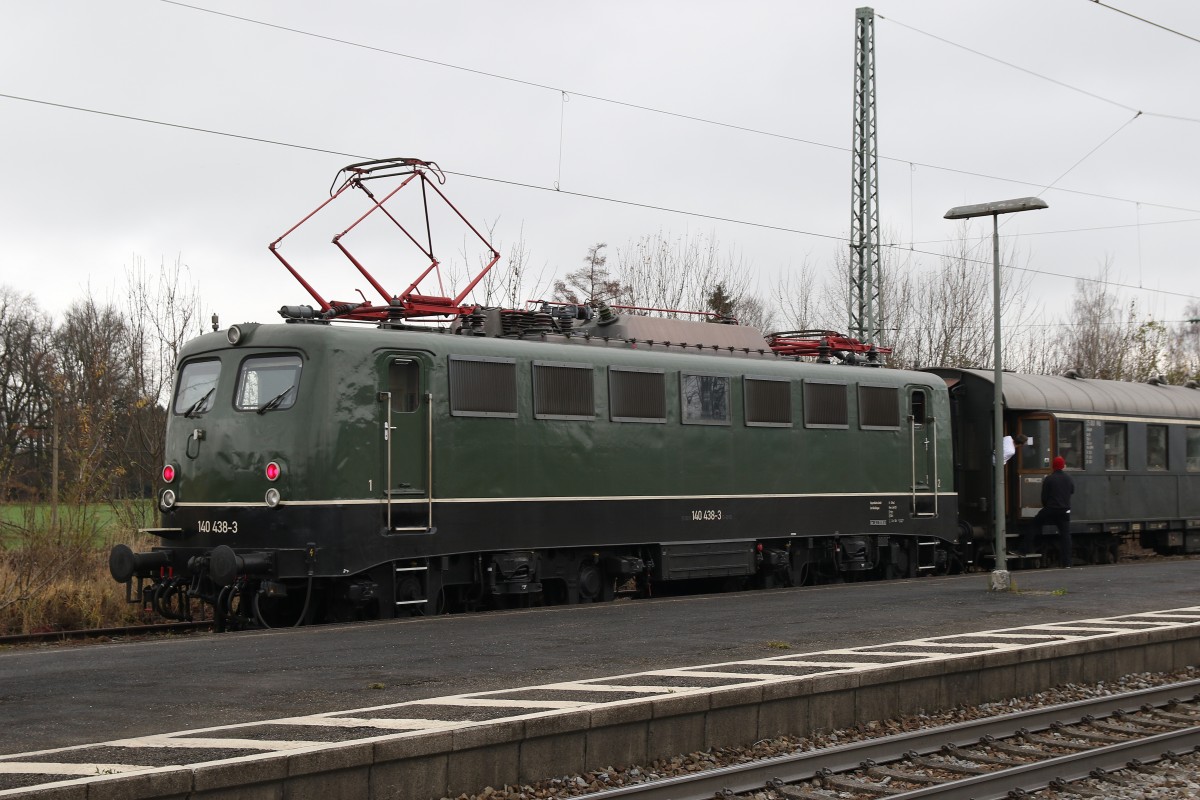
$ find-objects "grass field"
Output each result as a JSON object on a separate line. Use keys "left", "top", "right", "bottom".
{"left": 0, "top": 501, "right": 158, "bottom": 634}
{"left": 0, "top": 501, "right": 154, "bottom": 548}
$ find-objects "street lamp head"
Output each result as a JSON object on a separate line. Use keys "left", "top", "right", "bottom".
{"left": 944, "top": 197, "right": 1048, "bottom": 220}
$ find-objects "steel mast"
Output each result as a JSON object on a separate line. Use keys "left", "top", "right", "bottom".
{"left": 849, "top": 6, "right": 881, "bottom": 346}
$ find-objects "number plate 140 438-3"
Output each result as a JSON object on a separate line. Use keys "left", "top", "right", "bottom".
{"left": 198, "top": 520, "right": 238, "bottom": 534}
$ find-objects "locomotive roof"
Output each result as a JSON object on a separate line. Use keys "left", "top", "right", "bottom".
{"left": 182, "top": 321, "right": 944, "bottom": 388}
{"left": 926, "top": 367, "right": 1200, "bottom": 419}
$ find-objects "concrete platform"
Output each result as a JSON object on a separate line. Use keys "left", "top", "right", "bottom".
{"left": 1, "top": 560, "right": 1198, "bottom": 798}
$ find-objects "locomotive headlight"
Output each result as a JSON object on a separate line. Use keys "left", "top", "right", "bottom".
{"left": 264, "top": 487, "right": 281, "bottom": 508}
{"left": 162, "top": 463, "right": 177, "bottom": 483}
{"left": 160, "top": 488, "right": 177, "bottom": 511}
{"left": 265, "top": 461, "right": 281, "bottom": 481}
{"left": 226, "top": 325, "right": 243, "bottom": 345}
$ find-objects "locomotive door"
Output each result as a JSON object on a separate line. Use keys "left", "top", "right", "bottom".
{"left": 908, "top": 388, "right": 938, "bottom": 517}
{"left": 1014, "top": 415, "right": 1053, "bottom": 520}
{"left": 380, "top": 354, "right": 432, "bottom": 531}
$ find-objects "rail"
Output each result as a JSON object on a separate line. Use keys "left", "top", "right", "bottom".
{"left": 578, "top": 679, "right": 1200, "bottom": 800}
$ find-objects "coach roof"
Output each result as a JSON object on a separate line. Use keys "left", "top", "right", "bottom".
{"left": 926, "top": 368, "right": 1200, "bottom": 419}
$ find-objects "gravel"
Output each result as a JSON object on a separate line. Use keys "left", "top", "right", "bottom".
{"left": 439, "top": 666, "right": 1200, "bottom": 800}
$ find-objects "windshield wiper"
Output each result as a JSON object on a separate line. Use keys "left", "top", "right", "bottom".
{"left": 256, "top": 386, "right": 294, "bottom": 415}
{"left": 183, "top": 388, "right": 215, "bottom": 418}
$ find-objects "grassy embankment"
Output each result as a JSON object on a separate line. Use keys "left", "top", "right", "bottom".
{"left": 0, "top": 502, "right": 160, "bottom": 635}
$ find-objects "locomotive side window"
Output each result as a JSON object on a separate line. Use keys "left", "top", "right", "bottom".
{"left": 1146, "top": 425, "right": 1168, "bottom": 470}
{"left": 858, "top": 385, "right": 900, "bottom": 429}
{"left": 1057, "top": 420, "right": 1084, "bottom": 469}
{"left": 234, "top": 355, "right": 302, "bottom": 413}
{"left": 1188, "top": 427, "right": 1200, "bottom": 472}
{"left": 910, "top": 390, "right": 927, "bottom": 426}
{"left": 609, "top": 367, "right": 666, "bottom": 423}
{"left": 681, "top": 373, "right": 731, "bottom": 426}
{"left": 449, "top": 356, "right": 517, "bottom": 418}
{"left": 803, "top": 381, "right": 848, "bottom": 429}
{"left": 388, "top": 359, "right": 421, "bottom": 413}
{"left": 533, "top": 361, "right": 595, "bottom": 420}
{"left": 1104, "top": 422, "right": 1128, "bottom": 470}
{"left": 744, "top": 377, "right": 791, "bottom": 427}
{"left": 173, "top": 359, "right": 221, "bottom": 416}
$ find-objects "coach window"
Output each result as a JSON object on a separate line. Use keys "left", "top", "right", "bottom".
{"left": 744, "top": 376, "right": 791, "bottom": 427}
{"left": 681, "top": 373, "right": 730, "bottom": 425}
{"left": 609, "top": 367, "right": 666, "bottom": 423}
{"left": 174, "top": 359, "right": 221, "bottom": 416}
{"left": 449, "top": 356, "right": 517, "bottom": 418}
{"left": 1188, "top": 427, "right": 1200, "bottom": 472}
{"left": 1057, "top": 420, "right": 1084, "bottom": 469}
{"left": 235, "top": 355, "right": 302, "bottom": 412}
{"left": 1019, "top": 418, "right": 1051, "bottom": 469}
{"left": 859, "top": 385, "right": 900, "bottom": 429}
{"left": 1147, "top": 425, "right": 1168, "bottom": 471}
{"left": 533, "top": 361, "right": 595, "bottom": 420}
{"left": 803, "top": 380, "right": 848, "bottom": 429}
{"left": 1104, "top": 422, "right": 1128, "bottom": 471}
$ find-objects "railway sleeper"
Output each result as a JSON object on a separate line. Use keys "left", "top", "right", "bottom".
{"left": 1018, "top": 730, "right": 1093, "bottom": 750}
{"left": 865, "top": 764, "right": 946, "bottom": 785}
{"left": 1049, "top": 721, "right": 1130, "bottom": 743}
{"left": 1120, "top": 711, "right": 1192, "bottom": 730}
{"left": 906, "top": 752, "right": 991, "bottom": 775}
{"left": 941, "top": 743, "right": 1024, "bottom": 766}
{"left": 818, "top": 769, "right": 905, "bottom": 796}
{"left": 1048, "top": 777, "right": 1108, "bottom": 797}
{"left": 772, "top": 781, "right": 838, "bottom": 800}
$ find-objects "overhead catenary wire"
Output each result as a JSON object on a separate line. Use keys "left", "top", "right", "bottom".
{"left": 878, "top": 13, "right": 1200, "bottom": 125}
{"left": 1086, "top": 0, "right": 1200, "bottom": 47}
{"left": 0, "top": 89, "right": 1195, "bottom": 305}
{"left": 154, "top": 0, "right": 1200, "bottom": 217}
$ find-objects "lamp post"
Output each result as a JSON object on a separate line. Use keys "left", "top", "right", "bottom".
{"left": 944, "top": 197, "right": 1048, "bottom": 591}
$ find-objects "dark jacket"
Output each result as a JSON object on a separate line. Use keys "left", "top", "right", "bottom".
{"left": 1041, "top": 470, "right": 1074, "bottom": 510}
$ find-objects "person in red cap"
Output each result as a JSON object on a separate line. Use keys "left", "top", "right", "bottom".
{"left": 1030, "top": 456, "right": 1075, "bottom": 567}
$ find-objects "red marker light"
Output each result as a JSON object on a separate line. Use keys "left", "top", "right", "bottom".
{"left": 265, "top": 461, "right": 281, "bottom": 481}
{"left": 162, "top": 464, "right": 176, "bottom": 483}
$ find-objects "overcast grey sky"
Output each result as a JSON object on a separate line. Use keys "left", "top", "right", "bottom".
{"left": 2, "top": 1, "right": 1198, "bottom": 336}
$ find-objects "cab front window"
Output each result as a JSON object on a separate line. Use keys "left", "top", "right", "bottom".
{"left": 235, "top": 355, "right": 302, "bottom": 413}
{"left": 174, "top": 359, "right": 221, "bottom": 416}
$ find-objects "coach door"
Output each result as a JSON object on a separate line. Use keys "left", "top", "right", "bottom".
{"left": 1014, "top": 415, "right": 1053, "bottom": 520}
{"left": 909, "top": 388, "right": 938, "bottom": 517}
{"left": 380, "top": 354, "right": 432, "bottom": 531}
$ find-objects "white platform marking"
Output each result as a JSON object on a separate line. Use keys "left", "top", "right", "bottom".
{"left": 3, "top": 604, "right": 1199, "bottom": 797}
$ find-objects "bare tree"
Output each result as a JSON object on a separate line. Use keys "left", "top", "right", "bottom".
{"left": 612, "top": 229, "right": 768, "bottom": 323}
{"left": 0, "top": 287, "right": 55, "bottom": 499}
{"left": 554, "top": 243, "right": 623, "bottom": 305}
{"left": 53, "top": 296, "right": 137, "bottom": 501}
{"left": 770, "top": 257, "right": 827, "bottom": 333}
{"left": 468, "top": 223, "right": 553, "bottom": 309}
{"left": 1050, "top": 261, "right": 1168, "bottom": 381}
{"left": 1163, "top": 300, "right": 1200, "bottom": 384}
{"left": 120, "top": 255, "right": 205, "bottom": 514}
{"left": 841, "top": 224, "right": 1036, "bottom": 370}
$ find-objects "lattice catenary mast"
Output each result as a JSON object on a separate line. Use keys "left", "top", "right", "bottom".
{"left": 849, "top": 6, "right": 881, "bottom": 346}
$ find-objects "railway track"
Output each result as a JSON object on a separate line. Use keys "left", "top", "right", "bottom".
{"left": 0, "top": 620, "right": 211, "bottom": 647}
{"left": 579, "top": 680, "right": 1200, "bottom": 800}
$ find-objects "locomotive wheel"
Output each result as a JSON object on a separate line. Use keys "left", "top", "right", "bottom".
{"left": 396, "top": 575, "right": 426, "bottom": 617}
{"left": 577, "top": 563, "right": 603, "bottom": 603}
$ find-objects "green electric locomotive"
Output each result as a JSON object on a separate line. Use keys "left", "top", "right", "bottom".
{"left": 110, "top": 309, "right": 960, "bottom": 627}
